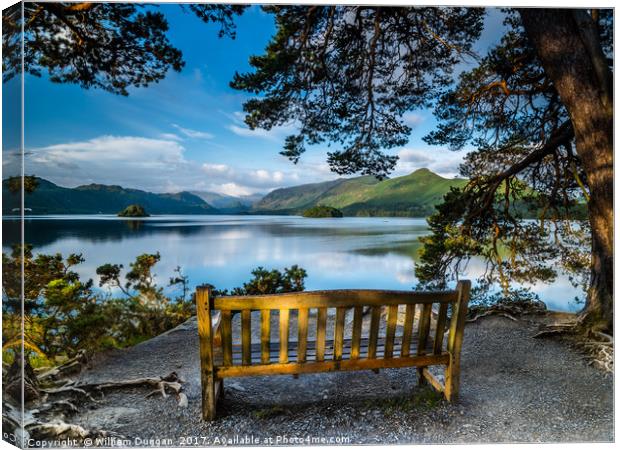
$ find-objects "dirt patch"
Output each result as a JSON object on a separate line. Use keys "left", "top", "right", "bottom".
{"left": 66, "top": 311, "right": 612, "bottom": 445}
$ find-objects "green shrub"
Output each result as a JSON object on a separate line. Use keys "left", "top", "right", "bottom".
{"left": 302, "top": 205, "right": 343, "bottom": 218}
{"left": 117, "top": 204, "right": 149, "bottom": 217}
{"left": 2, "top": 245, "right": 308, "bottom": 366}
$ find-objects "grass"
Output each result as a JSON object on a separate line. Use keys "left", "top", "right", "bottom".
{"left": 364, "top": 385, "right": 445, "bottom": 415}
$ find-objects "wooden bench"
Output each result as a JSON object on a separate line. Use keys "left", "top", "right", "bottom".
{"left": 196, "top": 281, "right": 471, "bottom": 420}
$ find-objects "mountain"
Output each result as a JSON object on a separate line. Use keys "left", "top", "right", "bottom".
{"left": 190, "top": 191, "right": 264, "bottom": 213}
{"left": 2, "top": 178, "right": 218, "bottom": 215}
{"left": 252, "top": 169, "right": 468, "bottom": 217}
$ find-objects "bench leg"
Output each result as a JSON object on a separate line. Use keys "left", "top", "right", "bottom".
{"left": 417, "top": 367, "right": 425, "bottom": 386}
{"left": 203, "top": 374, "right": 217, "bottom": 420}
{"left": 215, "top": 378, "right": 225, "bottom": 401}
{"left": 444, "top": 358, "right": 459, "bottom": 402}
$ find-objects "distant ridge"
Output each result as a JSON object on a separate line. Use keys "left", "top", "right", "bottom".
{"left": 2, "top": 178, "right": 218, "bottom": 215}
{"left": 2, "top": 169, "right": 469, "bottom": 217}
{"left": 252, "top": 168, "right": 467, "bottom": 217}
{"left": 190, "top": 191, "right": 264, "bottom": 214}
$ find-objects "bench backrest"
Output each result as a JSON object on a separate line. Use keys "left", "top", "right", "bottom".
{"left": 196, "top": 281, "right": 471, "bottom": 378}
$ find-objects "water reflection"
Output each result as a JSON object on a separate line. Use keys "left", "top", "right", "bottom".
{"left": 2, "top": 215, "right": 580, "bottom": 312}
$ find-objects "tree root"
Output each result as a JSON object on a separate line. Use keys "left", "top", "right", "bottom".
{"left": 3, "top": 366, "right": 188, "bottom": 446}
{"left": 574, "top": 333, "right": 613, "bottom": 375}
{"left": 41, "top": 371, "right": 188, "bottom": 407}
{"left": 533, "top": 321, "right": 613, "bottom": 375}
{"left": 467, "top": 310, "right": 518, "bottom": 323}
{"left": 3, "top": 401, "right": 121, "bottom": 444}
{"left": 29, "top": 420, "right": 123, "bottom": 441}
{"left": 30, "top": 353, "right": 188, "bottom": 408}
{"left": 467, "top": 298, "right": 546, "bottom": 323}
{"left": 531, "top": 321, "right": 578, "bottom": 338}
{"left": 3, "top": 372, "right": 187, "bottom": 445}
{"left": 35, "top": 350, "right": 88, "bottom": 383}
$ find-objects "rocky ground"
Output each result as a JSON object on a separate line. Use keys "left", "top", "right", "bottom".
{"left": 61, "top": 310, "right": 614, "bottom": 446}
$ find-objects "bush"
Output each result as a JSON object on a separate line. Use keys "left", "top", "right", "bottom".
{"left": 302, "top": 205, "right": 343, "bottom": 218}
{"left": 117, "top": 204, "right": 149, "bottom": 217}
{"left": 2, "top": 245, "right": 308, "bottom": 366}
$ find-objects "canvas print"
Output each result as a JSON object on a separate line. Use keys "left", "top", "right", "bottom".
{"left": 1, "top": 2, "right": 614, "bottom": 448}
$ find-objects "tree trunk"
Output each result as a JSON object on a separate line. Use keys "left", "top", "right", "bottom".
{"left": 519, "top": 9, "right": 613, "bottom": 332}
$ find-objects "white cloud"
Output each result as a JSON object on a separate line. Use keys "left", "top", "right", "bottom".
{"left": 171, "top": 123, "right": 214, "bottom": 140}
{"left": 200, "top": 163, "right": 299, "bottom": 193}
{"left": 227, "top": 124, "right": 280, "bottom": 140}
{"left": 24, "top": 133, "right": 403, "bottom": 197}
{"left": 202, "top": 163, "right": 234, "bottom": 176}
{"left": 393, "top": 146, "right": 468, "bottom": 178}
{"left": 218, "top": 183, "right": 253, "bottom": 197}
{"left": 402, "top": 112, "right": 424, "bottom": 128}
{"left": 26, "top": 135, "right": 191, "bottom": 192}
{"left": 398, "top": 148, "right": 434, "bottom": 164}
{"left": 31, "top": 135, "right": 186, "bottom": 166}
{"left": 159, "top": 133, "right": 183, "bottom": 141}
{"left": 226, "top": 111, "right": 298, "bottom": 141}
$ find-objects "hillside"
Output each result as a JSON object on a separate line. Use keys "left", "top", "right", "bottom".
{"left": 190, "top": 191, "right": 263, "bottom": 213}
{"left": 253, "top": 169, "right": 467, "bottom": 217}
{"left": 2, "top": 178, "right": 218, "bottom": 215}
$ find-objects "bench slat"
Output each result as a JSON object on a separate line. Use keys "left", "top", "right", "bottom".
{"left": 215, "top": 353, "right": 450, "bottom": 378}
{"left": 384, "top": 305, "right": 398, "bottom": 358}
{"left": 261, "top": 310, "right": 271, "bottom": 364}
{"left": 433, "top": 302, "right": 449, "bottom": 354}
{"left": 279, "top": 309, "right": 290, "bottom": 363}
{"left": 228, "top": 344, "right": 411, "bottom": 365}
{"left": 242, "top": 309, "right": 251, "bottom": 366}
{"left": 417, "top": 303, "right": 432, "bottom": 356}
{"left": 220, "top": 337, "right": 434, "bottom": 368}
{"left": 350, "top": 306, "right": 363, "bottom": 359}
{"left": 401, "top": 303, "right": 415, "bottom": 357}
{"left": 221, "top": 310, "right": 233, "bottom": 366}
{"left": 214, "top": 290, "right": 457, "bottom": 310}
{"left": 334, "top": 307, "right": 346, "bottom": 361}
{"left": 225, "top": 336, "right": 425, "bottom": 354}
{"left": 297, "top": 308, "right": 309, "bottom": 363}
{"left": 368, "top": 306, "right": 381, "bottom": 359}
{"left": 316, "top": 308, "right": 327, "bottom": 362}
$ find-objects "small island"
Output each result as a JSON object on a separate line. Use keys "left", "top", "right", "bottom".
{"left": 118, "top": 204, "right": 150, "bottom": 217}
{"left": 302, "top": 205, "right": 343, "bottom": 218}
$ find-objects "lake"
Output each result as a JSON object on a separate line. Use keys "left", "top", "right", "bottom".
{"left": 2, "top": 215, "right": 582, "bottom": 312}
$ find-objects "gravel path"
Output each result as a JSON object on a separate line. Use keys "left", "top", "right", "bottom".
{"left": 72, "top": 312, "right": 613, "bottom": 445}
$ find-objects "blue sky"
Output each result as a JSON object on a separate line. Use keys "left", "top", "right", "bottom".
{"left": 7, "top": 6, "right": 507, "bottom": 196}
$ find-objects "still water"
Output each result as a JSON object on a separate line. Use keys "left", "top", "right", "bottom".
{"left": 2, "top": 215, "right": 582, "bottom": 312}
